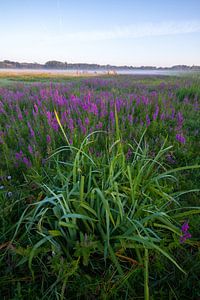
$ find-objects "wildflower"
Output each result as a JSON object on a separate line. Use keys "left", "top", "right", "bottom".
{"left": 18, "top": 112, "right": 23, "bottom": 120}
{"left": 126, "top": 148, "right": 132, "bottom": 160}
{"left": 177, "top": 111, "right": 184, "bottom": 128}
{"left": 181, "top": 221, "right": 189, "bottom": 233}
{"left": 176, "top": 133, "right": 186, "bottom": 144}
{"left": 109, "top": 111, "right": 114, "bottom": 123}
{"left": 7, "top": 191, "right": 13, "bottom": 197}
{"left": 28, "top": 145, "right": 33, "bottom": 154}
{"left": 7, "top": 176, "right": 12, "bottom": 180}
{"left": 180, "top": 221, "right": 192, "bottom": 243}
{"left": 166, "top": 154, "right": 176, "bottom": 164}
{"left": 146, "top": 114, "right": 151, "bottom": 127}
{"left": 46, "top": 135, "right": 51, "bottom": 143}
{"left": 15, "top": 150, "right": 23, "bottom": 160}
{"left": 33, "top": 103, "right": 39, "bottom": 115}
{"left": 96, "top": 122, "right": 103, "bottom": 129}
{"left": 128, "top": 114, "right": 133, "bottom": 124}
{"left": 180, "top": 232, "right": 192, "bottom": 243}
{"left": 27, "top": 122, "right": 35, "bottom": 138}
{"left": 85, "top": 117, "right": 90, "bottom": 125}
{"left": 153, "top": 105, "right": 159, "bottom": 121}
{"left": 0, "top": 185, "right": 4, "bottom": 190}
{"left": 23, "top": 157, "right": 32, "bottom": 168}
{"left": 160, "top": 112, "right": 165, "bottom": 120}
{"left": 68, "top": 118, "right": 74, "bottom": 132}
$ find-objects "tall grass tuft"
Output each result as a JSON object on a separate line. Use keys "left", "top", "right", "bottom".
{"left": 11, "top": 110, "right": 200, "bottom": 299}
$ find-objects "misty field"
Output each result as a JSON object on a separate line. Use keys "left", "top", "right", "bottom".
{"left": 0, "top": 74, "right": 200, "bottom": 299}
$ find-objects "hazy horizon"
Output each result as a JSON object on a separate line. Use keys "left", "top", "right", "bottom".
{"left": 1, "top": 59, "right": 200, "bottom": 69}
{"left": 1, "top": 0, "right": 200, "bottom": 67}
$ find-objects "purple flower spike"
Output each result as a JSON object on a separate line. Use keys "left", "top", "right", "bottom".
{"left": 146, "top": 114, "right": 151, "bottom": 127}
{"left": 46, "top": 135, "right": 51, "bottom": 143}
{"left": 180, "top": 232, "right": 192, "bottom": 244}
{"left": 181, "top": 221, "right": 189, "bottom": 233}
{"left": 28, "top": 145, "right": 33, "bottom": 154}
{"left": 180, "top": 221, "right": 192, "bottom": 243}
{"left": 23, "top": 157, "right": 32, "bottom": 168}
{"left": 176, "top": 133, "right": 186, "bottom": 144}
{"left": 15, "top": 150, "right": 23, "bottom": 160}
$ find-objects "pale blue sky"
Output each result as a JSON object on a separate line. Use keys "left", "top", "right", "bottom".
{"left": 1, "top": 0, "right": 200, "bottom": 66}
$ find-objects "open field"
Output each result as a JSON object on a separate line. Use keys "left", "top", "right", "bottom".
{"left": 0, "top": 74, "right": 200, "bottom": 299}
{"left": 0, "top": 70, "right": 104, "bottom": 87}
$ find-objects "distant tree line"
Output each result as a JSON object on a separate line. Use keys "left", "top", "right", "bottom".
{"left": 0, "top": 60, "right": 200, "bottom": 71}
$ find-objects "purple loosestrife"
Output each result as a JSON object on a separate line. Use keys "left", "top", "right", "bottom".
{"left": 126, "top": 148, "right": 132, "bottom": 160}
{"left": 23, "top": 157, "right": 32, "bottom": 168}
{"left": 28, "top": 145, "right": 33, "bottom": 154}
{"left": 90, "top": 103, "right": 98, "bottom": 116}
{"left": 15, "top": 150, "right": 32, "bottom": 168}
{"left": 46, "top": 111, "right": 52, "bottom": 124}
{"left": 146, "top": 114, "right": 151, "bottom": 127}
{"left": 46, "top": 135, "right": 51, "bottom": 144}
{"left": 85, "top": 117, "right": 90, "bottom": 126}
{"left": 141, "top": 95, "right": 149, "bottom": 105}
{"left": 18, "top": 112, "right": 23, "bottom": 121}
{"left": 51, "top": 118, "right": 59, "bottom": 131}
{"left": 170, "top": 108, "right": 175, "bottom": 120}
{"left": 96, "top": 122, "right": 103, "bottom": 129}
{"left": 80, "top": 124, "right": 86, "bottom": 135}
{"left": 68, "top": 118, "right": 74, "bottom": 132}
{"left": 177, "top": 111, "right": 184, "bottom": 125}
{"left": 33, "top": 103, "right": 39, "bottom": 116}
{"left": 153, "top": 105, "right": 159, "bottom": 121}
{"left": 160, "top": 112, "right": 165, "bottom": 120}
{"left": 15, "top": 150, "right": 23, "bottom": 160}
{"left": 0, "top": 131, "right": 4, "bottom": 144}
{"left": 176, "top": 111, "right": 184, "bottom": 131}
{"left": 166, "top": 154, "right": 176, "bottom": 164}
{"left": 27, "top": 122, "right": 35, "bottom": 138}
{"left": 180, "top": 221, "right": 192, "bottom": 243}
{"left": 46, "top": 111, "right": 59, "bottom": 131}
{"left": 0, "top": 101, "right": 5, "bottom": 114}
{"left": 109, "top": 111, "right": 115, "bottom": 123}
{"left": 128, "top": 114, "right": 133, "bottom": 125}
{"left": 176, "top": 133, "right": 186, "bottom": 144}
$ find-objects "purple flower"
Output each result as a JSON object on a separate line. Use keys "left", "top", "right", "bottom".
{"left": 177, "top": 111, "right": 184, "bottom": 125}
{"left": 160, "top": 112, "right": 165, "bottom": 120}
{"left": 181, "top": 221, "right": 189, "bottom": 233}
{"left": 109, "top": 111, "right": 114, "bottom": 123}
{"left": 166, "top": 154, "right": 176, "bottom": 164}
{"left": 46, "top": 135, "right": 51, "bottom": 143}
{"left": 180, "top": 232, "right": 192, "bottom": 243}
{"left": 176, "top": 134, "right": 186, "bottom": 144}
{"left": 128, "top": 114, "right": 133, "bottom": 124}
{"left": 153, "top": 105, "right": 159, "bottom": 121}
{"left": 180, "top": 221, "right": 192, "bottom": 243}
{"left": 28, "top": 145, "right": 33, "bottom": 154}
{"left": 27, "top": 122, "right": 35, "bottom": 138}
{"left": 15, "top": 150, "right": 23, "bottom": 160}
{"left": 18, "top": 113, "right": 23, "bottom": 120}
{"left": 85, "top": 117, "right": 90, "bottom": 126}
{"left": 96, "top": 122, "right": 103, "bottom": 129}
{"left": 146, "top": 114, "right": 151, "bottom": 127}
{"left": 67, "top": 118, "right": 74, "bottom": 132}
{"left": 126, "top": 148, "right": 132, "bottom": 159}
{"left": 33, "top": 103, "right": 39, "bottom": 116}
{"left": 23, "top": 157, "right": 32, "bottom": 168}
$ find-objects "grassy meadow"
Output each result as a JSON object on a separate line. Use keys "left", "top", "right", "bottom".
{"left": 0, "top": 73, "right": 200, "bottom": 299}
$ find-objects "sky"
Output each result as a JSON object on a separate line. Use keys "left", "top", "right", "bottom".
{"left": 0, "top": 0, "right": 200, "bottom": 67}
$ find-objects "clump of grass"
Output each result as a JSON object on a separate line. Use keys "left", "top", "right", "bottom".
{"left": 10, "top": 111, "right": 200, "bottom": 300}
